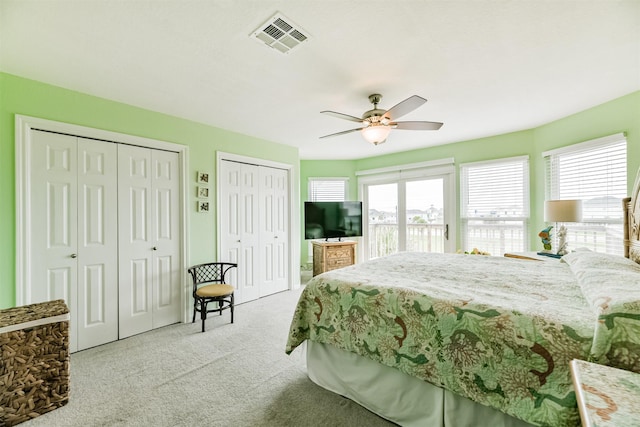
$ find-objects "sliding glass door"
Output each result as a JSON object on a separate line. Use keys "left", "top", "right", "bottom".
{"left": 406, "top": 178, "right": 445, "bottom": 253}
{"left": 368, "top": 183, "right": 398, "bottom": 258}
{"left": 364, "top": 171, "right": 454, "bottom": 260}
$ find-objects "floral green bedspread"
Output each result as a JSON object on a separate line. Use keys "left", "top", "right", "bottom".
{"left": 286, "top": 251, "right": 640, "bottom": 427}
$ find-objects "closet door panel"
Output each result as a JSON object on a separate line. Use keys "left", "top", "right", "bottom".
{"left": 219, "top": 161, "right": 241, "bottom": 298}
{"left": 260, "top": 172, "right": 275, "bottom": 291}
{"left": 30, "top": 131, "right": 79, "bottom": 352}
{"left": 151, "top": 150, "right": 180, "bottom": 328}
{"left": 118, "top": 144, "right": 154, "bottom": 338}
{"left": 242, "top": 183, "right": 260, "bottom": 299}
{"left": 220, "top": 160, "right": 290, "bottom": 302}
{"left": 221, "top": 187, "right": 241, "bottom": 289}
{"left": 219, "top": 161, "right": 260, "bottom": 303}
{"left": 46, "top": 268, "right": 73, "bottom": 302}
{"left": 156, "top": 255, "right": 173, "bottom": 307}
{"left": 130, "top": 259, "right": 150, "bottom": 313}
{"left": 274, "top": 170, "right": 289, "bottom": 288}
{"left": 76, "top": 138, "right": 118, "bottom": 350}
{"left": 259, "top": 167, "right": 289, "bottom": 297}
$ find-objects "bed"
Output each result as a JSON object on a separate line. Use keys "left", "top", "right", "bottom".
{"left": 286, "top": 170, "right": 640, "bottom": 427}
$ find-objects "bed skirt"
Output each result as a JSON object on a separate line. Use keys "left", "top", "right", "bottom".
{"left": 306, "top": 341, "right": 533, "bottom": 427}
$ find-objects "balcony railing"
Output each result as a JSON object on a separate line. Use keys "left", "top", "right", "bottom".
{"left": 368, "top": 223, "right": 446, "bottom": 259}
{"left": 561, "top": 223, "right": 623, "bottom": 255}
{"left": 464, "top": 221, "right": 526, "bottom": 256}
{"left": 367, "top": 222, "right": 622, "bottom": 259}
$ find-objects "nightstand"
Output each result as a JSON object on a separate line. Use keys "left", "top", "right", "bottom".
{"left": 503, "top": 252, "right": 559, "bottom": 261}
{"left": 312, "top": 241, "right": 357, "bottom": 276}
{"left": 570, "top": 359, "right": 640, "bottom": 426}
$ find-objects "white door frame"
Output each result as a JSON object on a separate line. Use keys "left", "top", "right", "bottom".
{"left": 15, "top": 115, "right": 191, "bottom": 322}
{"left": 216, "top": 151, "right": 299, "bottom": 293}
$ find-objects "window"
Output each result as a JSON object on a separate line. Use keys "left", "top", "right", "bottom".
{"left": 366, "top": 178, "right": 450, "bottom": 258}
{"left": 358, "top": 159, "right": 457, "bottom": 259}
{"left": 543, "top": 133, "right": 627, "bottom": 255}
{"left": 308, "top": 178, "right": 348, "bottom": 201}
{"left": 461, "top": 156, "right": 529, "bottom": 255}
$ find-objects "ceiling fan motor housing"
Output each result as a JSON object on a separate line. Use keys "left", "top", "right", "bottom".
{"left": 363, "top": 94, "right": 391, "bottom": 124}
{"left": 362, "top": 109, "right": 387, "bottom": 122}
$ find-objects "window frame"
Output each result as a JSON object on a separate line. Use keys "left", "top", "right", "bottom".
{"left": 460, "top": 155, "right": 530, "bottom": 255}
{"left": 542, "top": 133, "right": 627, "bottom": 255}
{"left": 307, "top": 177, "right": 349, "bottom": 202}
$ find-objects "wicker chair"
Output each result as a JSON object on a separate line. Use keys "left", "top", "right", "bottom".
{"left": 187, "top": 262, "right": 237, "bottom": 332}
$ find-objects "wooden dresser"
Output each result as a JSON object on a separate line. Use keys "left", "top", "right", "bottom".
{"left": 312, "top": 241, "right": 357, "bottom": 276}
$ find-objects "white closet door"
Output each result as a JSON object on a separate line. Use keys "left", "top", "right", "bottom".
{"left": 219, "top": 160, "right": 260, "bottom": 303}
{"left": 118, "top": 145, "right": 181, "bottom": 337}
{"left": 150, "top": 150, "right": 181, "bottom": 329}
{"left": 118, "top": 144, "right": 154, "bottom": 338}
{"left": 259, "top": 167, "right": 289, "bottom": 296}
{"left": 76, "top": 138, "right": 118, "bottom": 349}
{"left": 29, "top": 131, "right": 118, "bottom": 352}
{"left": 30, "top": 131, "right": 79, "bottom": 351}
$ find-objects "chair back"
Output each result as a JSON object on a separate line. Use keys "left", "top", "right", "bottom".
{"left": 188, "top": 262, "right": 237, "bottom": 289}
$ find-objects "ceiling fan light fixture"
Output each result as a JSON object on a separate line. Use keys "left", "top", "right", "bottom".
{"left": 361, "top": 124, "right": 391, "bottom": 145}
{"left": 320, "top": 93, "right": 442, "bottom": 143}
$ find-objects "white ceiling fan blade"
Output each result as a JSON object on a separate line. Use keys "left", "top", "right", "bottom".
{"left": 320, "top": 127, "right": 364, "bottom": 139}
{"left": 383, "top": 95, "right": 427, "bottom": 121}
{"left": 392, "top": 121, "right": 443, "bottom": 130}
{"left": 321, "top": 110, "right": 363, "bottom": 123}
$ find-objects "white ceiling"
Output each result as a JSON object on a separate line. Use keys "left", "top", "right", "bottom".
{"left": 1, "top": 1, "right": 639, "bottom": 160}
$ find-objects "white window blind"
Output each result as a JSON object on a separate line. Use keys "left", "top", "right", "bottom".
{"left": 460, "top": 156, "right": 529, "bottom": 255}
{"left": 306, "top": 178, "right": 349, "bottom": 262}
{"left": 308, "top": 178, "right": 348, "bottom": 201}
{"left": 543, "top": 133, "right": 627, "bottom": 255}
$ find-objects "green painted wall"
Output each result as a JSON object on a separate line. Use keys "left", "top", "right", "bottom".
{"left": 1, "top": 71, "right": 637, "bottom": 305}
{"left": 0, "top": 72, "right": 300, "bottom": 309}
{"left": 299, "top": 160, "right": 358, "bottom": 264}
{"left": 300, "top": 91, "right": 640, "bottom": 263}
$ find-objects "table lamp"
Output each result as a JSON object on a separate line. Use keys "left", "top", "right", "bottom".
{"left": 544, "top": 199, "right": 583, "bottom": 256}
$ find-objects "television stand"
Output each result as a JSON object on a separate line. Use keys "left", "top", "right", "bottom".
{"left": 312, "top": 241, "right": 357, "bottom": 277}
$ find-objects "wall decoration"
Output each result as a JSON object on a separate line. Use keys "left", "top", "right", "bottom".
{"left": 197, "top": 186, "right": 209, "bottom": 198}
{"left": 197, "top": 201, "right": 210, "bottom": 212}
{"left": 197, "top": 171, "right": 209, "bottom": 184}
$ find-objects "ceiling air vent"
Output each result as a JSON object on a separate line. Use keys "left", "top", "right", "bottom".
{"left": 251, "top": 12, "right": 310, "bottom": 54}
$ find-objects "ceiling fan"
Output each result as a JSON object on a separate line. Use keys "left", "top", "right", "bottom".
{"left": 320, "top": 94, "right": 443, "bottom": 145}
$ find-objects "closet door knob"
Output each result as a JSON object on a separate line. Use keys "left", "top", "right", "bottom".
{"left": 152, "top": 246, "right": 157, "bottom": 251}
{"left": 70, "top": 253, "right": 77, "bottom": 259}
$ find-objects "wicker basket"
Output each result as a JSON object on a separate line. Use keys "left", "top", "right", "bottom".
{"left": 0, "top": 300, "right": 70, "bottom": 426}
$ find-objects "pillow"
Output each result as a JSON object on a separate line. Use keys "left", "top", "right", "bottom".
{"left": 565, "top": 251, "right": 640, "bottom": 371}
{"left": 562, "top": 250, "right": 640, "bottom": 274}
{"left": 563, "top": 250, "right": 640, "bottom": 316}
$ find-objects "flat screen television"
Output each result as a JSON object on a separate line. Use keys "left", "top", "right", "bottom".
{"left": 304, "top": 201, "right": 363, "bottom": 240}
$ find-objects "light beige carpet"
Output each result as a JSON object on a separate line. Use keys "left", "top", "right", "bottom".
{"left": 23, "top": 287, "right": 395, "bottom": 427}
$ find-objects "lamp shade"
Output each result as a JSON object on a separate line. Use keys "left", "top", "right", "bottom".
{"left": 361, "top": 124, "right": 391, "bottom": 145}
{"left": 544, "top": 199, "right": 583, "bottom": 222}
